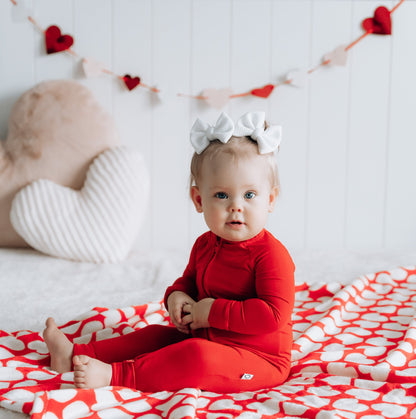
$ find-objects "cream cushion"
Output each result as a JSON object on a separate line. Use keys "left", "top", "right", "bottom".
{"left": 10, "top": 146, "right": 149, "bottom": 263}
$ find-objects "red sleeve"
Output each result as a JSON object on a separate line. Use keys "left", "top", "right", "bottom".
{"left": 163, "top": 239, "right": 199, "bottom": 308}
{"left": 208, "top": 242, "right": 295, "bottom": 334}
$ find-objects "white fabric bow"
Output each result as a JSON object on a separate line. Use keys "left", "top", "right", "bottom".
{"left": 190, "top": 112, "right": 234, "bottom": 154}
{"left": 234, "top": 111, "right": 282, "bottom": 154}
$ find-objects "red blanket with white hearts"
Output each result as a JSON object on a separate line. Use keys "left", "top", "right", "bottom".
{"left": 1, "top": 267, "right": 416, "bottom": 418}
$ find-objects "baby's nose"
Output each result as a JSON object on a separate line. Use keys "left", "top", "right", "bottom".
{"left": 229, "top": 199, "right": 243, "bottom": 212}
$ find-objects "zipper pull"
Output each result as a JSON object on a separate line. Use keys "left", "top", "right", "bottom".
{"left": 213, "top": 237, "right": 221, "bottom": 254}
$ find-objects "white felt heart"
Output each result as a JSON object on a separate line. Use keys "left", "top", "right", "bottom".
{"left": 10, "top": 147, "right": 149, "bottom": 263}
{"left": 286, "top": 69, "right": 308, "bottom": 88}
{"left": 203, "top": 88, "right": 233, "bottom": 109}
{"left": 82, "top": 58, "right": 104, "bottom": 78}
{"left": 11, "top": 0, "right": 31, "bottom": 22}
{"left": 324, "top": 45, "right": 348, "bottom": 66}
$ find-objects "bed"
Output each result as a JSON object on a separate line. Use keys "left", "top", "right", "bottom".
{"left": 1, "top": 247, "right": 415, "bottom": 418}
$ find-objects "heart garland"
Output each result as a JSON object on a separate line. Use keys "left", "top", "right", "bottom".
{"left": 285, "top": 70, "right": 308, "bottom": 88}
{"left": 45, "top": 25, "right": 74, "bottom": 54}
{"left": 362, "top": 6, "right": 392, "bottom": 35}
{"left": 82, "top": 58, "right": 104, "bottom": 78}
{"left": 9, "top": 0, "right": 403, "bottom": 107}
{"left": 251, "top": 84, "right": 275, "bottom": 98}
{"left": 203, "top": 88, "right": 233, "bottom": 109}
{"left": 122, "top": 75, "right": 141, "bottom": 91}
{"left": 324, "top": 45, "right": 348, "bottom": 67}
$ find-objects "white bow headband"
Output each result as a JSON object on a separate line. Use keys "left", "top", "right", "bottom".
{"left": 190, "top": 111, "right": 282, "bottom": 155}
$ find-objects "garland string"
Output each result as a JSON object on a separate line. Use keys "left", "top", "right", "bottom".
{"left": 7, "top": 0, "right": 405, "bottom": 107}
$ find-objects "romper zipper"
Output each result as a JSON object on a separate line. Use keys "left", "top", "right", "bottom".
{"left": 200, "top": 236, "right": 221, "bottom": 297}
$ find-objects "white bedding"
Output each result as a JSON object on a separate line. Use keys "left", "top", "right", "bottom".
{"left": 2, "top": 246, "right": 415, "bottom": 332}
{"left": 1, "top": 246, "right": 415, "bottom": 418}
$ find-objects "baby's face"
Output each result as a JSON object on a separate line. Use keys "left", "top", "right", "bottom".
{"left": 191, "top": 153, "right": 278, "bottom": 242}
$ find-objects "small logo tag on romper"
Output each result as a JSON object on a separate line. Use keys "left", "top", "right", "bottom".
{"left": 241, "top": 373, "right": 254, "bottom": 380}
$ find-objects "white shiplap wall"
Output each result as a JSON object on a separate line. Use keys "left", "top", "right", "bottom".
{"left": 1, "top": 0, "right": 415, "bottom": 256}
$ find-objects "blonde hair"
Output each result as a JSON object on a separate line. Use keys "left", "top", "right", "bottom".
{"left": 189, "top": 136, "right": 280, "bottom": 196}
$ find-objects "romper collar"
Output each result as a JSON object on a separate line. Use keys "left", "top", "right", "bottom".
{"left": 210, "top": 229, "right": 267, "bottom": 248}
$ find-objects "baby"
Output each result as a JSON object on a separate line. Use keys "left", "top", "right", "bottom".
{"left": 44, "top": 111, "right": 295, "bottom": 393}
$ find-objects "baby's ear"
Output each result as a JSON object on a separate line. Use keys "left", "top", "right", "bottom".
{"left": 191, "top": 186, "right": 204, "bottom": 213}
{"left": 268, "top": 186, "right": 279, "bottom": 212}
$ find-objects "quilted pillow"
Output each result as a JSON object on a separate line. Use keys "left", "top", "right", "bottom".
{"left": 10, "top": 146, "right": 149, "bottom": 263}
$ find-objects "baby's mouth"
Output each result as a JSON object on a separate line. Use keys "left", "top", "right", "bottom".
{"left": 227, "top": 220, "right": 244, "bottom": 226}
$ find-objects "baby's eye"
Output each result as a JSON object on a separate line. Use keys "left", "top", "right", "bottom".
{"left": 215, "top": 192, "right": 228, "bottom": 199}
{"left": 244, "top": 191, "right": 256, "bottom": 200}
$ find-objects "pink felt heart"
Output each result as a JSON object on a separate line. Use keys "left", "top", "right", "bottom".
{"left": 286, "top": 70, "right": 308, "bottom": 88}
{"left": 362, "top": 6, "right": 392, "bottom": 35}
{"left": 82, "top": 58, "right": 104, "bottom": 78}
{"left": 123, "top": 75, "right": 141, "bottom": 91}
{"left": 251, "top": 84, "right": 275, "bottom": 98}
{"left": 203, "top": 88, "right": 232, "bottom": 109}
{"left": 324, "top": 45, "right": 348, "bottom": 66}
{"left": 45, "top": 25, "right": 74, "bottom": 54}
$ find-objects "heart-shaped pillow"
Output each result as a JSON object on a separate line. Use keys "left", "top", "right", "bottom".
{"left": 10, "top": 146, "right": 149, "bottom": 263}
{"left": 0, "top": 80, "right": 120, "bottom": 248}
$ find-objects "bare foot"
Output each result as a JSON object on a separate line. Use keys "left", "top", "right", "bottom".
{"left": 73, "top": 355, "right": 112, "bottom": 388}
{"left": 43, "top": 317, "right": 73, "bottom": 373}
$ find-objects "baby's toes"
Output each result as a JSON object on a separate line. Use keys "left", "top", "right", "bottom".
{"left": 74, "top": 370, "right": 86, "bottom": 386}
{"left": 73, "top": 354, "right": 90, "bottom": 366}
{"left": 74, "top": 370, "right": 84, "bottom": 379}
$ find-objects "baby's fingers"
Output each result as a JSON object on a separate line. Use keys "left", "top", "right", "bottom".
{"left": 173, "top": 313, "right": 190, "bottom": 334}
{"left": 169, "top": 316, "right": 188, "bottom": 334}
{"left": 168, "top": 309, "right": 181, "bottom": 328}
{"left": 181, "top": 313, "right": 192, "bottom": 326}
{"left": 177, "top": 324, "right": 190, "bottom": 334}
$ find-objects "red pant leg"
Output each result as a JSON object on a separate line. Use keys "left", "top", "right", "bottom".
{"left": 73, "top": 324, "right": 189, "bottom": 364}
{"left": 112, "top": 338, "right": 290, "bottom": 393}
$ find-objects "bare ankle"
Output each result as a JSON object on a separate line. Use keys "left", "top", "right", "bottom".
{"left": 43, "top": 317, "right": 73, "bottom": 373}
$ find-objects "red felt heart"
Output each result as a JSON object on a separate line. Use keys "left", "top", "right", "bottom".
{"left": 251, "top": 84, "right": 275, "bottom": 98}
{"left": 123, "top": 75, "right": 141, "bottom": 91}
{"left": 362, "top": 6, "right": 391, "bottom": 35}
{"left": 45, "top": 25, "right": 74, "bottom": 54}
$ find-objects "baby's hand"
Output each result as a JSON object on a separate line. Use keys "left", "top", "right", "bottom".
{"left": 182, "top": 298, "right": 215, "bottom": 330}
{"left": 167, "top": 291, "right": 196, "bottom": 334}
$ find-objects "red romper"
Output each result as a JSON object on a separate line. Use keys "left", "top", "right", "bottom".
{"left": 73, "top": 229, "right": 295, "bottom": 393}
